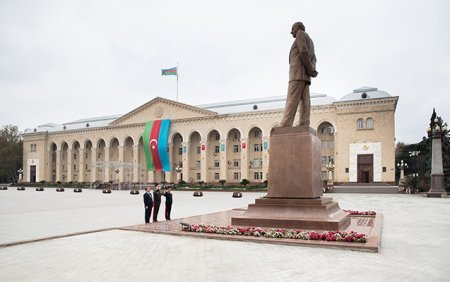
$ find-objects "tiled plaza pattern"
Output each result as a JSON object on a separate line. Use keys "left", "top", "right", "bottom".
{"left": 0, "top": 189, "right": 449, "bottom": 281}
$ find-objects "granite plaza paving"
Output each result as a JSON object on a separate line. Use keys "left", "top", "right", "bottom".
{"left": 0, "top": 188, "right": 449, "bottom": 281}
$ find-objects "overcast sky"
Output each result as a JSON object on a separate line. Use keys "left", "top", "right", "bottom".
{"left": 1, "top": 0, "right": 449, "bottom": 144}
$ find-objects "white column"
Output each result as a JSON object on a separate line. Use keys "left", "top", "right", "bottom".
{"left": 78, "top": 148, "right": 85, "bottom": 183}
{"left": 219, "top": 140, "right": 227, "bottom": 181}
{"left": 262, "top": 137, "right": 270, "bottom": 181}
{"left": 240, "top": 138, "right": 248, "bottom": 181}
{"left": 200, "top": 141, "right": 207, "bottom": 182}
{"left": 55, "top": 150, "right": 61, "bottom": 182}
{"left": 104, "top": 146, "right": 110, "bottom": 182}
{"left": 133, "top": 145, "right": 139, "bottom": 183}
{"left": 182, "top": 141, "right": 189, "bottom": 183}
{"left": 67, "top": 149, "right": 73, "bottom": 182}
{"left": 118, "top": 146, "right": 124, "bottom": 182}
{"left": 91, "top": 147, "right": 97, "bottom": 183}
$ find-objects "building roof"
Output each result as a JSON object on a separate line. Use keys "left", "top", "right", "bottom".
{"left": 198, "top": 93, "right": 336, "bottom": 114}
{"left": 26, "top": 87, "right": 389, "bottom": 134}
{"left": 339, "top": 86, "right": 391, "bottom": 102}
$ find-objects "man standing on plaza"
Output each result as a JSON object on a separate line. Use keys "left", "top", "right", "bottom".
{"left": 279, "top": 22, "right": 318, "bottom": 127}
{"left": 152, "top": 184, "right": 162, "bottom": 222}
{"left": 163, "top": 187, "right": 173, "bottom": 220}
{"left": 143, "top": 186, "right": 153, "bottom": 224}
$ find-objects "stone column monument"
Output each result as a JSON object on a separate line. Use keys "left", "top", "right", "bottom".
{"left": 232, "top": 22, "right": 350, "bottom": 230}
{"left": 427, "top": 109, "right": 448, "bottom": 198}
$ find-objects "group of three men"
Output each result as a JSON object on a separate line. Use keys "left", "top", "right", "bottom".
{"left": 143, "top": 184, "right": 173, "bottom": 223}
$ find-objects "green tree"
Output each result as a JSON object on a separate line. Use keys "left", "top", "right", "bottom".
{"left": 395, "top": 123, "right": 449, "bottom": 192}
{"left": 0, "top": 125, "right": 23, "bottom": 183}
{"left": 240, "top": 178, "right": 249, "bottom": 187}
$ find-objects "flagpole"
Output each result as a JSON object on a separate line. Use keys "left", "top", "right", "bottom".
{"left": 176, "top": 62, "right": 179, "bottom": 101}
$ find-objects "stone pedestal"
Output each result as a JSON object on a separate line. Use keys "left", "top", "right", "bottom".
{"left": 231, "top": 126, "right": 350, "bottom": 230}
{"left": 427, "top": 137, "right": 447, "bottom": 198}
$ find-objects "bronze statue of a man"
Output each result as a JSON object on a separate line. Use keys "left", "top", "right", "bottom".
{"left": 279, "top": 22, "right": 318, "bottom": 127}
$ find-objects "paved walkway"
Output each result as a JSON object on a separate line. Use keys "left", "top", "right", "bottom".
{"left": 0, "top": 188, "right": 449, "bottom": 281}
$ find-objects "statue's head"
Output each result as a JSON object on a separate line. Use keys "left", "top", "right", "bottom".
{"left": 293, "top": 22, "right": 305, "bottom": 31}
{"left": 291, "top": 22, "right": 305, "bottom": 38}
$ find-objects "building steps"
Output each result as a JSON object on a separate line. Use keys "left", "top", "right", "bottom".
{"left": 331, "top": 184, "right": 399, "bottom": 194}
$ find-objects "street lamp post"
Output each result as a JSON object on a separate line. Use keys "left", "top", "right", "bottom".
{"left": 397, "top": 160, "right": 408, "bottom": 193}
{"left": 175, "top": 165, "right": 182, "bottom": 184}
{"left": 114, "top": 168, "right": 120, "bottom": 190}
{"left": 408, "top": 151, "right": 420, "bottom": 194}
{"left": 17, "top": 168, "right": 23, "bottom": 183}
{"left": 326, "top": 161, "right": 335, "bottom": 191}
{"left": 426, "top": 109, "right": 448, "bottom": 197}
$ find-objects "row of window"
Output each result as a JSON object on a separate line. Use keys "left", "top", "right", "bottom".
{"left": 181, "top": 144, "right": 264, "bottom": 155}
{"left": 193, "top": 158, "right": 263, "bottom": 169}
{"left": 357, "top": 118, "right": 374, "bottom": 129}
{"left": 195, "top": 171, "right": 263, "bottom": 181}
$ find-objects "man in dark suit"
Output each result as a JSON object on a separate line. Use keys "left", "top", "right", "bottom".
{"left": 152, "top": 184, "right": 162, "bottom": 222}
{"left": 143, "top": 186, "right": 153, "bottom": 224}
{"left": 279, "top": 22, "right": 318, "bottom": 127}
{"left": 163, "top": 187, "right": 173, "bottom": 220}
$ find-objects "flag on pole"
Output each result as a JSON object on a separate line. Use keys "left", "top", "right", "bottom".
{"left": 161, "top": 67, "right": 177, "bottom": 76}
{"left": 142, "top": 119, "right": 171, "bottom": 171}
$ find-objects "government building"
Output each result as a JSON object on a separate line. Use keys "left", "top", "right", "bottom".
{"left": 22, "top": 86, "right": 398, "bottom": 187}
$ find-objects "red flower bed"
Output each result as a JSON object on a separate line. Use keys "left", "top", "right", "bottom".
{"left": 186, "top": 224, "right": 368, "bottom": 243}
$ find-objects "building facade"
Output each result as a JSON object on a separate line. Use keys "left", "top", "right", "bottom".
{"left": 22, "top": 86, "right": 398, "bottom": 186}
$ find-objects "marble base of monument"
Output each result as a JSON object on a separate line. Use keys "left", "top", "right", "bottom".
{"left": 231, "top": 126, "right": 351, "bottom": 231}
{"left": 231, "top": 197, "right": 351, "bottom": 230}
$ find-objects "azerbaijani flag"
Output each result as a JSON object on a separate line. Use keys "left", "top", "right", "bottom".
{"left": 142, "top": 119, "right": 171, "bottom": 171}
{"left": 161, "top": 67, "right": 177, "bottom": 76}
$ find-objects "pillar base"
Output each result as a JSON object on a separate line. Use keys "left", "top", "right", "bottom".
{"left": 231, "top": 197, "right": 350, "bottom": 230}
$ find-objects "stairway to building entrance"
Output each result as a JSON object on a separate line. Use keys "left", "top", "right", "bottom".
{"left": 331, "top": 183, "right": 399, "bottom": 194}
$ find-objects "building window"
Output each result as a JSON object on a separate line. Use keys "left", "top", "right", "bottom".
{"left": 322, "top": 171, "right": 328, "bottom": 180}
{"left": 178, "top": 148, "right": 183, "bottom": 155}
{"left": 233, "top": 172, "right": 240, "bottom": 180}
{"left": 214, "top": 173, "right": 220, "bottom": 180}
{"left": 345, "top": 168, "right": 349, "bottom": 173}
{"left": 97, "top": 153, "right": 101, "bottom": 159}
{"left": 215, "top": 133, "right": 220, "bottom": 140}
{"left": 233, "top": 145, "right": 240, "bottom": 153}
{"left": 252, "top": 158, "right": 263, "bottom": 168}
{"left": 196, "top": 173, "right": 201, "bottom": 180}
{"left": 195, "top": 161, "right": 200, "bottom": 169}
{"left": 366, "top": 118, "right": 374, "bottom": 129}
{"left": 233, "top": 132, "right": 240, "bottom": 140}
{"left": 86, "top": 164, "right": 88, "bottom": 170}
{"left": 214, "top": 160, "right": 220, "bottom": 168}
{"left": 321, "top": 141, "right": 327, "bottom": 148}
{"left": 73, "top": 154, "right": 76, "bottom": 160}
{"left": 214, "top": 146, "right": 220, "bottom": 154}
{"left": 383, "top": 166, "right": 386, "bottom": 172}
{"left": 73, "top": 165, "right": 77, "bottom": 170}
{"left": 85, "top": 153, "right": 88, "bottom": 159}
{"left": 254, "top": 144, "right": 260, "bottom": 152}
{"left": 254, "top": 131, "right": 260, "bottom": 138}
{"left": 357, "top": 118, "right": 364, "bottom": 129}
{"left": 233, "top": 160, "right": 239, "bottom": 167}
{"left": 196, "top": 147, "right": 201, "bottom": 154}
{"left": 327, "top": 141, "right": 334, "bottom": 148}
{"left": 254, "top": 172, "right": 263, "bottom": 180}
{"left": 321, "top": 156, "right": 328, "bottom": 165}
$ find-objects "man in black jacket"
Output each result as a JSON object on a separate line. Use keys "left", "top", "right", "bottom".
{"left": 143, "top": 186, "right": 153, "bottom": 224}
{"left": 163, "top": 187, "right": 173, "bottom": 220}
{"left": 152, "top": 184, "right": 162, "bottom": 222}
